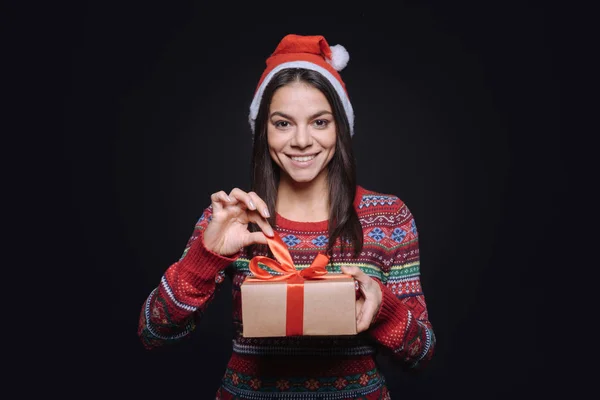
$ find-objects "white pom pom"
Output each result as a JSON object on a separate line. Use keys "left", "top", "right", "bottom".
{"left": 327, "top": 44, "right": 349, "bottom": 71}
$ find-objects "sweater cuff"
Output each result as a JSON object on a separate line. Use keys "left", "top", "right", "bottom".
{"left": 372, "top": 279, "right": 409, "bottom": 327}
{"left": 178, "top": 230, "right": 239, "bottom": 287}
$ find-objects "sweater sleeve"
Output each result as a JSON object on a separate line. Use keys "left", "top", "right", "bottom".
{"left": 137, "top": 206, "right": 238, "bottom": 350}
{"left": 367, "top": 203, "right": 436, "bottom": 371}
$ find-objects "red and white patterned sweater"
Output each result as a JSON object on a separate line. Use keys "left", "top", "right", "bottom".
{"left": 138, "top": 185, "right": 436, "bottom": 399}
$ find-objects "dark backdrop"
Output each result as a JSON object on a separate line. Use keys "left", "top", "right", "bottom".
{"left": 12, "top": 1, "right": 580, "bottom": 399}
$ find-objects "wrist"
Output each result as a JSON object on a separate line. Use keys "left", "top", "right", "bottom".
{"left": 178, "top": 230, "right": 238, "bottom": 285}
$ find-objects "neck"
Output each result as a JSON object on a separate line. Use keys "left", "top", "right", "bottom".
{"left": 276, "top": 174, "right": 329, "bottom": 222}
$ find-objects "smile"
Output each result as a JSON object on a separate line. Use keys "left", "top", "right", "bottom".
{"left": 289, "top": 154, "right": 317, "bottom": 162}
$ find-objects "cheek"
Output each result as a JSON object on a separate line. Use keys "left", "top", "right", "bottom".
{"left": 323, "top": 132, "right": 337, "bottom": 153}
{"left": 266, "top": 128, "right": 278, "bottom": 150}
{"left": 321, "top": 127, "right": 337, "bottom": 146}
{"left": 267, "top": 130, "right": 287, "bottom": 153}
{"left": 269, "top": 148, "right": 280, "bottom": 164}
{"left": 325, "top": 148, "right": 336, "bottom": 164}
{"left": 327, "top": 138, "right": 337, "bottom": 151}
{"left": 324, "top": 136, "right": 337, "bottom": 163}
{"left": 267, "top": 137, "right": 283, "bottom": 166}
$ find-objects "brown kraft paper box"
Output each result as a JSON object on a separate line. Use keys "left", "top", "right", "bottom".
{"left": 241, "top": 274, "right": 357, "bottom": 338}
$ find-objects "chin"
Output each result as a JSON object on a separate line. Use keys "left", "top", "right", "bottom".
{"left": 280, "top": 166, "right": 328, "bottom": 185}
{"left": 289, "top": 175, "right": 317, "bottom": 183}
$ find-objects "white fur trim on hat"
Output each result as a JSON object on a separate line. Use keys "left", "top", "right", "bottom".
{"left": 327, "top": 44, "right": 350, "bottom": 71}
{"left": 249, "top": 61, "right": 355, "bottom": 137}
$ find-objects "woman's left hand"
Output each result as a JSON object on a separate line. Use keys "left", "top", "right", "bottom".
{"left": 341, "top": 266, "right": 382, "bottom": 333}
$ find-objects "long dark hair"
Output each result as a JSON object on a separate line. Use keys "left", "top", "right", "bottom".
{"left": 249, "top": 68, "right": 363, "bottom": 258}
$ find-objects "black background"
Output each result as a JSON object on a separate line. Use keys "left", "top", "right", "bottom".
{"left": 8, "top": 1, "right": 582, "bottom": 398}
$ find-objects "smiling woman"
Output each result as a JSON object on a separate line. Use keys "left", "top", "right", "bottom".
{"left": 137, "top": 33, "right": 436, "bottom": 400}
{"left": 268, "top": 82, "right": 337, "bottom": 186}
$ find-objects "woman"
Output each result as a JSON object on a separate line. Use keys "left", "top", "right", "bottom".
{"left": 138, "top": 33, "right": 436, "bottom": 399}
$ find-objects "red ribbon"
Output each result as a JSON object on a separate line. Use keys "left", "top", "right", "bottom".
{"left": 248, "top": 233, "right": 331, "bottom": 336}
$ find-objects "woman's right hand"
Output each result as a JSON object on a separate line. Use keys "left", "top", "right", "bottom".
{"left": 202, "top": 188, "right": 274, "bottom": 256}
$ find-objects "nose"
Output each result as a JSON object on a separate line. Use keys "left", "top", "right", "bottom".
{"left": 290, "top": 124, "right": 313, "bottom": 149}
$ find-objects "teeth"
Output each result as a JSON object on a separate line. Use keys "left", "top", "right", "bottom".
{"left": 291, "top": 155, "right": 316, "bottom": 162}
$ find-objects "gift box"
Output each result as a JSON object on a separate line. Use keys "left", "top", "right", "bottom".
{"left": 241, "top": 233, "right": 357, "bottom": 338}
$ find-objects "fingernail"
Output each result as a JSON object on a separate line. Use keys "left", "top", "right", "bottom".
{"left": 249, "top": 201, "right": 256, "bottom": 210}
{"left": 267, "top": 227, "right": 274, "bottom": 237}
{"left": 226, "top": 195, "right": 232, "bottom": 202}
{"left": 262, "top": 208, "right": 270, "bottom": 218}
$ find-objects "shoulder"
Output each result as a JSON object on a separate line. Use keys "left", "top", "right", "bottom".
{"left": 354, "top": 185, "right": 419, "bottom": 244}
{"left": 354, "top": 185, "right": 414, "bottom": 223}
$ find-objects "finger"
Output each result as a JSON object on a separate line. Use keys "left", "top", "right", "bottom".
{"left": 241, "top": 231, "right": 270, "bottom": 247}
{"left": 341, "top": 266, "right": 361, "bottom": 294}
{"left": 340, "top": 265, "right": 364, "bottom": 278}
{"left": 247, "top": 211, "right": 275, "bottom": 237}
{"left": 247, "top": 191, "right": 270, "bottom": 218}
{"left": 357, "top": 298, "right": 378, "bottom": 333}
{"left": 341, "top": 266, "right": 372, "bottom": 288}
{"left": 228, "top": 189, "right": 273, "bottom": 230}
{"left": 211, "top": 190, "right": 231, "bottom": 203}
{"left": 355, "top": 296, "right": 365, "bottom": 325}
{"left": 210, "top": 190, "right": 232, "bottom": 213}
{"left": 226, "top": 189, "right": 273, "bottom": 237}
{"left": 228, "top": 188, "right": 257, "bottom": 211}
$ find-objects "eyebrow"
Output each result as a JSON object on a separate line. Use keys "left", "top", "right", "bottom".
{"left": 270, "top": 110, "right": 333, "bottom": 120}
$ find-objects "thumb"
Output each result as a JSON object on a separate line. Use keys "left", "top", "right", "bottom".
{"left": 342, "top": 266, "right": 366, "bottom": 280}
{"left": 341, "top": 265, "right": 371, "bottom": 286}
{"left": 341, "top": 266, "right": 362, "bottom": 299}
{"left": 341, "top": 265, "right": 358, "bottom": 274}
{"left": 242, "top": 231, "right": 269, "bottom": 247}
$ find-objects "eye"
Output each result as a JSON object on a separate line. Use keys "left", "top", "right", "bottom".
{"left": 313, "top": 119, "right": 330, "bottom": 129}
{"left": 274, "top": 120, "right": 291, "bottom": 129}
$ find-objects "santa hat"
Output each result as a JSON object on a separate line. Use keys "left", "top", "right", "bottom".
{"left": 249, "top": 34, "right": 355, "bottom": 136}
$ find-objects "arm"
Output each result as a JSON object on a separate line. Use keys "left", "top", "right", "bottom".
{"left": 137, "top": 206, "right": 238, "bottom": 350}
{"left": 368, "top": 205, "right": 436, "bottom": 371}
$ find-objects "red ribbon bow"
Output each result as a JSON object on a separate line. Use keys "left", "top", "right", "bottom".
{"left": 247, "top": 233, "right": 331, "bottom": 336}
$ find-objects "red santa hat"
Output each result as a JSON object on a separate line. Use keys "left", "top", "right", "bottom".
{"left": 249, "top": 34, "right": 355, "bottom": 136}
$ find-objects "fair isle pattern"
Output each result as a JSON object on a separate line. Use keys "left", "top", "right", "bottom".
{"left": 358, "top": 194, "right": 399, "bottom": 209}
{"left": 138, "top": 186, "right": 435, "bottom": 399}
{"left": 139, "top": 288, "right": 195, "bottom": 347}
{"left": 220, "top": 366, "right": 385, "bottom": 398}
{"left": 412, "top": 320, "right": 435, "bottom": 368}
{"left": 178, "top": 208, "right": 209, "bottom": 261}
{"left": 217, "top": 382, "right": 390, "bottom": 400}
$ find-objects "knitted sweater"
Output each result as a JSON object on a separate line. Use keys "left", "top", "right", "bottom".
{"left": 138, "top": 185, "right": 436, "bottom": 399}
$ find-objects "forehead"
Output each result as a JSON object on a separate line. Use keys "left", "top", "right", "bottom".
{"left": 270, "top": 82, "right": 331, "bottom": 114}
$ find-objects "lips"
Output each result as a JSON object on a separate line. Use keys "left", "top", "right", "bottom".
{"left": 289, "top": 154, "right": 317, "bottom": 162}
